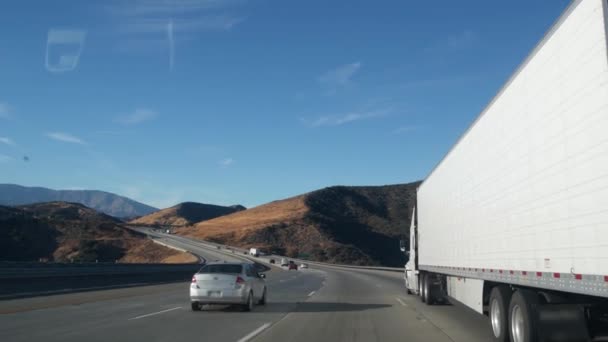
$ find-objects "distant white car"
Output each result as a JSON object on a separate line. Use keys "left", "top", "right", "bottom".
{"left": 280, "top": 258, "right": 288, "bottom": 267}
{"left": 300, "top": 263, "right": 308, "bottom": 269}
{"left": 190, "top": 262, "right": 267, "bottom": 312}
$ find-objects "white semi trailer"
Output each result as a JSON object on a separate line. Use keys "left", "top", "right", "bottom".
{"left": 403, "top": 0, "right": 608, "bottom": 341}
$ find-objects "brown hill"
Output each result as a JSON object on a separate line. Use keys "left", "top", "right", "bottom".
{"left": 176, "top": 181, "right": 421, "bottom": 266}
{"left": 130, "top": 202, "right": 246, "bottom": 226}
{"left": 0, "top": 202, "right": 196, "bottom": 263}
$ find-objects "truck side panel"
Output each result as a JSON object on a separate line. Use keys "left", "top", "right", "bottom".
{"left": 446, "top": 276, "right": 484, "bottom": 314}
{"left": 418, "top": 0, "right": 608, "bottom": 285}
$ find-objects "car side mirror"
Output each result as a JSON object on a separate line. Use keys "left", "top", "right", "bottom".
{"left": 259, "top": 273, "right": 266, "bottom": 279}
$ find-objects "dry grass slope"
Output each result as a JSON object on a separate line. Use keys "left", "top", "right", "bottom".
{"left": 0, "top": 202, "right": 196, "bottom": 263}
{"left": 131, "top": 202, "right": 245, "bottom": 226}
{"left": 179, "top": 195, "right": 308, "bottom": 239}
{"left": 176, "top": 181, "right": 421, "bottom": 266}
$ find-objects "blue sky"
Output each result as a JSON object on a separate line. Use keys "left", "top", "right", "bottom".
{"left": 0, "top": 0, "right": 570, "bottom": 208}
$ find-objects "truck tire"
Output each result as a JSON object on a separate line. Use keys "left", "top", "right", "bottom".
{"left": 423, "top": 273, "right": 436, "bottom": 305}
{"left": 489, "top": 286, "right": 512, "bottom": 342}
{"left": 420, "top": 274, "right": 427, "bottom": 303}
{"left": 508, "top": 289, "right": 539, "bottom": 342}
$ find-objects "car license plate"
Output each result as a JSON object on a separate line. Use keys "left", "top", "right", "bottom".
{"left": 208, "top": 291, "right": 221, "bottom": 298}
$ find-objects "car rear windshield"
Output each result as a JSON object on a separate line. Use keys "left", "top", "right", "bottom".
{"left": 199, "top": 264, "right": 243, "bottom": 274}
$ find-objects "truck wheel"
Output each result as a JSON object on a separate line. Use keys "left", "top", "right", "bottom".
{"left": 509, "top": 289, "right": 539, "bottom": 342}
{"left": 423, "top": 273, "right": 435, "bottom": 305}
{"left": 420, "top": 274, "right": 427, "bottom": 303}
{"left": 489, "top": 286, "right": 512, "bottom": 342}
{"left": 191, "top": 302, "right": 201, "bottom": 311}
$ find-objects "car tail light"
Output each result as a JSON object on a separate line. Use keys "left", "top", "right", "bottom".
{"left": 236, "top": 276, "right": 245, "bottom": 284}
{"left": 191, "top": 276, "right": 197, "bottom": 283}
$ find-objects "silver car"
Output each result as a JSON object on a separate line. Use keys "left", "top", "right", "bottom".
{"left": 190, "top": 262, "right": 267, "bottom": 311}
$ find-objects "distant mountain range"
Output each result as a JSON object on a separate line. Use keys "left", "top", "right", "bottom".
{"left": 130, "top": 202, "right": 246, "bottom": 226}
{"left": 176, "top": 181, "right": 421, "bottom": 267}
{"left": 0, "top": 184, "right": 158, "bottom": 218}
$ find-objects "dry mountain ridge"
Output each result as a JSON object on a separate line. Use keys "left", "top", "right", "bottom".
{"left": 177, "top": 181, "right": 421, "bottom": 267}
{"left": 130, "top": 202, "right": 246, "bottom": 226}
{"left": 0, "top": 202, "right": 196, "bottom": 263}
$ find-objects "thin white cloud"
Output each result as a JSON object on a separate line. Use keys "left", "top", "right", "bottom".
{"left": 0, "top": 137, "right": 15, "bottom": 146}
{"left": 0, "top": 154, "right": 13, "bottom": 163}
{"left": 46, "top": 132, "right": 87, "bottom": 145}
{"left": 108, "top": 0, "right": 244, "bottom": 16}
{"left": 318, "top": 62, "right": 362, "bottom": 91}
{"left": 219, "top": 158, "right": 235, "bottom": 167}
{"left": 115, "top": 108, "right": 158, "bottom": 125}
{"left": 302, "top": 109, "right": 389, "bottom": 127}
{"left": 45, "top": 29, "right": 87, "bottom": 73}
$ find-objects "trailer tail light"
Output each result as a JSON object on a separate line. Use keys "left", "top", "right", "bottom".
{"left": 604, "top": 276, "right": 608, "bottom": 282}
{"left": 574, "top": 274, "right": 582, "bottom": 280}
{"left": 536, "top": 272, "right": 542, "bottom": 277}
{"left": 553, "top": 273, "right": 560, "bottom": 278}
{"left": 236, "top": 276, "right": 245, "bottom": 284}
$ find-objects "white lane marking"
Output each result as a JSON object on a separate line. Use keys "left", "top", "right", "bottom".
{"left": 396, "top": 298, "right": 408, "bottom": 307}
{"left": 128, "top": 306, "right": 181, "bottom": 320}
{"left": 236, "top": 322, "right": 271, "bottom": 342}
{"left": 308, "top": 291, "right": 316, "bottom": 297}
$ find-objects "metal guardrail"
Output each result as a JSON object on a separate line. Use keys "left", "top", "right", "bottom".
{"left": 0, "top": 262, "right": 201, "bottom": 279}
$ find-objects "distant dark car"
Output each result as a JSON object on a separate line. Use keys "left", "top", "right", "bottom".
{"left": 269, "top": 259, "right": 275, "bottom": 264}
{"left": 288, "top": 263, "right": 298, "bottom": 271}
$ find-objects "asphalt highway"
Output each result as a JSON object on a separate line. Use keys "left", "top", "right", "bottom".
{"left": 0, "top": 231, "right": 494, "bottom": 342}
